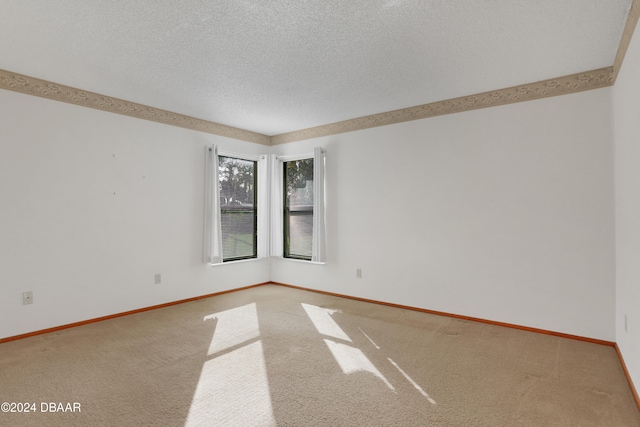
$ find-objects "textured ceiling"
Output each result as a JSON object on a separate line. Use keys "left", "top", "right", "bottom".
{"left": 0, "top": 1, "right": 633, "bottom": 137}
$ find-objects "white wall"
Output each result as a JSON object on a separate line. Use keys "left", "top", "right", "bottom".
{"left": 0, "top": 90, "right": 270, "bottom": 340}
{"left": 272, "top": 87, "right": 616, "bottom": 341}
{"left": 614, "top": 20, "right": 640, "bottom": 394}
{"left": 0, "top": 69, "right": 618, "bottom": 344}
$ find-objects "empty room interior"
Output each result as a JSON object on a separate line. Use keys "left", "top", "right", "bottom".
{"left": 2, "top": 1, "right": 640, "bottom": 425}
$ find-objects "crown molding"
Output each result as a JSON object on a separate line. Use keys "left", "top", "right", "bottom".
{"left": 0, "top": 66, "right": 618, "bottom": 148}
{"left": 0, "top": 69, "right": 271, "bottom": 146}
{"left": 3, "top": 0, "right": 638, "bottom": 148}
{"left": 270, "top": 67, "right": 615, "bottom": 145}
{"left": 614, "top": 0, "right": 640, "bottom": 79}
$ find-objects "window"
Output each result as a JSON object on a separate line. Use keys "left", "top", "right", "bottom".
{"left": 219, "top": 156, "right": 257, "bottom": 262}
{"left": 204, "top": 146, "right": 324, "bottom": 264}
{"left": 283, "top": 158, "right": 314, "bottom": 260}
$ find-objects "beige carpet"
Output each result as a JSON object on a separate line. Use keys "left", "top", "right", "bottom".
{"left": 1, "top": 284, "right": 638, "bottom": 426}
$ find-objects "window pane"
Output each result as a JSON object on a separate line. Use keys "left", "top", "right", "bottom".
{"left": 287, "top": 207, "right": 313, "bottom": 258}
{"left": 221, "top": 210, "right": 255, "bottom": 259}
{"left": 284, "top": 159, "right": 313, "bottom": 260}
{"left": 219, "top": 156, "right": 257, "bottom": 261}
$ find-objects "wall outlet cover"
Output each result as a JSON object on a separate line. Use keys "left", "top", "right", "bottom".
{"left": 23, "top": 291, "right": 34, "bottom": 305}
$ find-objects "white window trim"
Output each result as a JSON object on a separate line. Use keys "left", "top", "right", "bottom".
{"left": 218, "top": 150, "right": 261, "bottom": 162}
{"left": 278, "top": 256, "right": 326, "bottom": 265}
{"left": 208, "top": 257, "right": 264, "bottom": 267}
{"left": 277, "top": 152, "right": 314, "bottom": 162}
{"left": 278, "top": 148, "right": 326, "bottom": 263}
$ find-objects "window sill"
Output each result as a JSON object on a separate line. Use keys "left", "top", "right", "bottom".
{"left": 208, "top": 257, "right": 264, "bottom": 267}
{"left": 277, "top": 257, "right": 325, "bottom": 265}
{"left": 208, "top": 257, "right": 325, "bottom": 266}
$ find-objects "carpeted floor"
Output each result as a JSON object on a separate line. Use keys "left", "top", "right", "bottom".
{"left": 1, "top": 284, "right": 639, "bottom": 426}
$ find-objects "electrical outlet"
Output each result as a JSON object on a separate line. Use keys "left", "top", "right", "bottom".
{"left": 23, "top": 291, "right": 33, "bottom": 305}
{"left": 356, "top": 268, "right": 362, "bottom": 279}
{"left": 154, "top": 274, "right": 161, "bottom": 284}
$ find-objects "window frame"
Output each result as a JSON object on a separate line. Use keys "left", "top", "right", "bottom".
{"left": 218, "top": 152, "right": 259, "bottom": 263}
{"left": 282, "top": 157, "right": 314, "bottom": 261}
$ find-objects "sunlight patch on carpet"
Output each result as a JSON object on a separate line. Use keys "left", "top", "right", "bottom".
{"left": 186, "top": 304, "right": 275, "bottom": 426}
{"left": 388, "top": 358, "right": 436, "bottom": 404}
{"left": 301, "top": 303, "right": 352, "bottom": 342}
{"left": 186, "top": 340, "right": 275, "bottom": 426}
{"left": 203, "top": 303, "right": 260, "bottom": 356}
{"left": 324, "top": 339, "right": 395, "bottom": 391}
{"left": 359, "top": 327, "right": 381, "bottom": 349}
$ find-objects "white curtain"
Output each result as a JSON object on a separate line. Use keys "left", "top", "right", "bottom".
{"left": 257, "top": 154, "right": 270, "bottom": 258}
{"left": 269, "top": 154, "right": 284, "bottom": 258}
{"left": 203, "top": 145, "right": 224, "bottom": 264}
{"left": 312, "top": 147, "right": 326, "bottom": 263}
